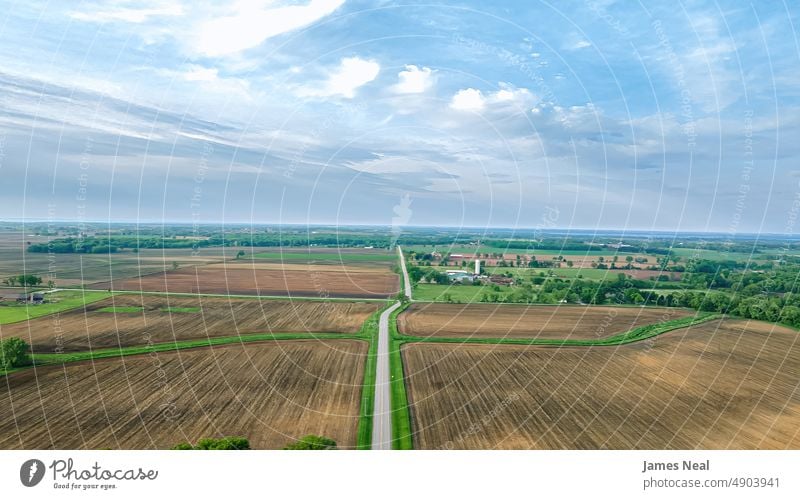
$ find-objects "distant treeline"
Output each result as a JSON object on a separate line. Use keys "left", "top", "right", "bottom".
{"left": 27, "top": 232, "right": 772, "bottom": 256}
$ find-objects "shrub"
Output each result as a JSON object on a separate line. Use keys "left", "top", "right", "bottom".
{"left": 0, "top": 337, "right": 32, "bottom": 370}
{"left": 283, "top": 435, "right": 337, "bottom": 450}
{"left": 172, "top": 437, "right": 250, "bottom": 450}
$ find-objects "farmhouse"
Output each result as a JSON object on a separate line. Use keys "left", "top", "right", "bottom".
{"left": 16, "top": 293, "right": 45, "bottom": 304}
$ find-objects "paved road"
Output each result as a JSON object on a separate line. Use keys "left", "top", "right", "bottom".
{"left": 371, "top": 300, "right": 402, "bottom": 450}
{"left": 397, "top": 245, "right": 412, "bottom": 300}
{"left": 371, "top": 246, "right": 411, "bottom": 450}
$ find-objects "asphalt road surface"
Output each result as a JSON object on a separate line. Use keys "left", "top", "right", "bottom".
{"left": 371, "top": 300, "right": 402, "bottom": 450}
{"left": 371, "top": 246, "right": 411, "bottom": 449}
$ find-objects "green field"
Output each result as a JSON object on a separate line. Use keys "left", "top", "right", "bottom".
{"left": 670, "top": 247, "right": 771, "bottom": 262}
{"left": 412, "top": 283, "right": 509, "bottom": 303}
{"left": 0, "top": 290, "right": 112, "bottom": 324}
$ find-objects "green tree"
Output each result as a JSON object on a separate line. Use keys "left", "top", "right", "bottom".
{"left": 172, "top": 437, "right": 251, "bottom": 450}
{"left": 0, "top": 337, "right": 32, "bottom": 370}
{"left": 283, "top": 435, "right": 337, "bottom": 450}
{"left": 236, "top": 250, "right": 246, "bottom": 259}
{"left": 172, "top": 261, "right": 179, "bottom": 270}
{"left": 16, "top": 275, "right": 42, "bottom": 288}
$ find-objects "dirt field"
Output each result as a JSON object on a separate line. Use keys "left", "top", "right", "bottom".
{"left": 0, "top": 340, "right": 366, "bottom": 449}
{"left": 2, "top": 294, "right": 380, "bottom": 352}
{"left": 398, "top": 303, "right": 692, "bottom": 339}
{"left": 89, "top": 262, "right": 399, "bottom": 299}
{"left": 0, "top": 232, "right": 231, "bottom": 286}
{"left": 403, "top": 318, "right": 800, "bottom": 449}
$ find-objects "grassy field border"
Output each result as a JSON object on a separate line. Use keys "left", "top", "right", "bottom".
{"left": 355, "top": 302, "right": 392, "bottom": 450}
{"left": 388, "top": 302, "right": 413, "bottom": 449}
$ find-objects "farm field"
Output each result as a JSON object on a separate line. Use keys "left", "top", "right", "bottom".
{"left": 398, "top": 303, "right": 692, "bottom": 339}
{"left": 412, "top": 283, "right": 495, "bottom": 303}
{"left": 0, "top": 340, "right": 367, "bottom": 449}
{"left": 0, "top": 232, "right": 232, "bottom": 285}
{"left": 89, "top": 261, "right": 400, "bottom": 299}
{"left": 2, "top": 294, "right": 381, "bottom": 352}
{"left": 0, "top": 290, "right": 112, "bottom": 324}
{"left": 252, "top": 248, "right": 395, "bottom": 265}
{"left": 402, "top": 318, "right": 800, "bottom": 449}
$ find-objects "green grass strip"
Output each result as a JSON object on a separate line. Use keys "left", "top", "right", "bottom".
{"left": 387, "top": 302, "right": 413, "bottom": 449}
{"left": 355, "top": 304, "right": 387, "bottom": 450}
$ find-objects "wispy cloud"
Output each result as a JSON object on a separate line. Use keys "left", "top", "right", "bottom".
{"left": 192, "top": 0, "right": 346, "bottom": 57}
{"left": 70, "top": 2, "right": 184, "bottom": 24}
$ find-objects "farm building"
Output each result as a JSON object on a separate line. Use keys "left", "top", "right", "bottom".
{"left": 16, "top": 293, "right": 45, "bottom": 304}
{"left": 488, "top": 275, "right": 515, "bottom": 286}
{"left": 445, "top": 270, "right": 475, "bottom": 283}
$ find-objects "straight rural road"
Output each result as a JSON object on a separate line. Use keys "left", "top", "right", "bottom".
{"left": 371, "top": 246, "right": 410, "bottom": 449}
{"left": 397, "top": 245, "right": 412, "bottom": 300}
{"left": 371, "top": 300, "right": 402, "bottom": 450}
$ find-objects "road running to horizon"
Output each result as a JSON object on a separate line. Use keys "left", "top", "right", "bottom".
{"left": 397, "top": 245, "right": 412, "bottom": 300}
{"left": 371, "top": 246, "right": 411, "bottom": 450}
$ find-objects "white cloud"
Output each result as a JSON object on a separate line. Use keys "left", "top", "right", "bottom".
{"left": 297, "top": 57, "right": 380, "bottom": 98}
{"left": 450, "top": 84, "right": 535, "bottom": 113}
{"left": 390, "top": 65, "right": 436, "bottom": 94}
{"left": 70, "top": 3, "right": 183, "bottom": 23}
{"left": 572, "top": 40, "right": 592, "bottom": 49}
{"left": 183, "top": 65, "right": 218, "bottom": 82}
{"left": 193, "top": 0, "right": 345, "bottom": 57}
{"left": 450, "top": 88, "right": 485, "bottom": 111}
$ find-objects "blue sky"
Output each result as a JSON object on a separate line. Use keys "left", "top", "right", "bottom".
{"left": 0, "top": 0, "right": 798, "bottom": 232}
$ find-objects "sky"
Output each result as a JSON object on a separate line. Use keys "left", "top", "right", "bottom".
{"left": 0, "top": 0, "right": 798, "bottom": 233}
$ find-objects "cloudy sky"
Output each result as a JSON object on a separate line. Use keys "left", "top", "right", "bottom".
{"left": 0, "top": 0, "right": 798, "bottom": 232}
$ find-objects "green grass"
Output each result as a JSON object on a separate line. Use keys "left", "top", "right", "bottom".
{"left": 0, "top": 290, "right": 112, "bottom": 324}
{"left": 413, "top": 283, "right": 507, "bottom": 303}
{"left": 355, "top": 304, "right": 387, "bottom": 450}
{"left": 97, "top": 306, "right": 144, "bottom": 313}
{"left": 252, "top": 251, "right": 394, "bottom": 262}
{"left": 388, "top": 303, "right": 413, "bottom": 450}
{"left": 670, "top": 247, "right": 768, "bottom": 262}
{"left": 160, "top": 307, "right": 200, "bottom": 313}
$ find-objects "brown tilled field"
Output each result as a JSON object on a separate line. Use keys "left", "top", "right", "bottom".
{"left": 398, "top": 303, "right": 692, "bottom": 339}
{"left": 90, "top": 262, "right": 399, "bottom": 298}
{"left": 0, "top": 340, "right": 366, "bottom": 449}
{"left": 403, "top": 318, "right": 800, "bottom": 449}
{"left": 2, "top": 294, "right": 380, "bottom": 352}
